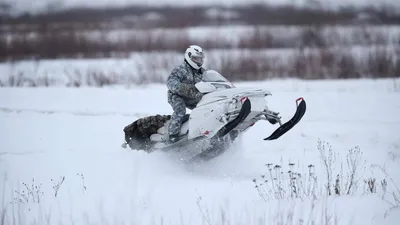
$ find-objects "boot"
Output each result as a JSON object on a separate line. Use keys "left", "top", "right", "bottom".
{"left": 168, "top": 134, "right": 180, "bottom": 144}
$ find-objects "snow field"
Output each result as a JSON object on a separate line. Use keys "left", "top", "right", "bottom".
{"left": 1, "top": 78, "right": 400, "bottom": 224}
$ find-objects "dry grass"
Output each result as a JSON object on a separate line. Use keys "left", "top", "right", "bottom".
{"left": 1, "top": 45, "right": 398, "bottom": 87}
{"left": 1, "top": 24, "right": 399, "bottom": 61}
{"left": 252, "top": 140, "right": 397, "bottom": 203}
{"left": 210, "top": 46, "right": 399, "bottom": 81}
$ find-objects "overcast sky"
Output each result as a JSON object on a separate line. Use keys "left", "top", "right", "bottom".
{"left": 3, "top": 0, "right": 400, "bottom": 15}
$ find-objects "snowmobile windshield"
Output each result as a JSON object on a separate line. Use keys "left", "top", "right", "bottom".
{"left": 202, "top": 70, "right": 230, "bottom": 83}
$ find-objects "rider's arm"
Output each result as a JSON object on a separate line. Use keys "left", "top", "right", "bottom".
{"left": 167, "top": 69, "right": 199, "bottom": 98}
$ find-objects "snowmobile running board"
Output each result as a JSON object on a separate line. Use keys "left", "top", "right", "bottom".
{"left": 264, "top": 97, "right": 306, "bottom": 141}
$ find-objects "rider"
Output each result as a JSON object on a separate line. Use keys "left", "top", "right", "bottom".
{"left": 166, "top": 45, "right": 206, "bottom": 143}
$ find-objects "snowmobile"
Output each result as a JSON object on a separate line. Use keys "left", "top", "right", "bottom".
{"left": 121, "top": 70, "right": 306, "bottom": 162}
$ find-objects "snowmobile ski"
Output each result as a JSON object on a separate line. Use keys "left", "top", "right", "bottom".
{"left": 214, "top": 98, "right": 251, "bottom": 139}
{"left": 159, "top": 98, "right": 251, "bottom": 152}
{"left": 190, "top": 98, "right": 251, "bottom": 162}
{"left": 264, "top": 97, "right": 306, "bottom": 141}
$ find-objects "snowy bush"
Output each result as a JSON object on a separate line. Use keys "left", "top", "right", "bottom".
{"left": 1, "top": 45, "right": 398, "bottom": 87}
{"left": 252, "top": 140, "right": 400, "bottom": 217}
{"left": 1, "top": 25, "right": 400, "bottom": 61}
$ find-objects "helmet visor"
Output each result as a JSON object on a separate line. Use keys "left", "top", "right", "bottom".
{"left": 191, "top": 52, "right": 204, "bottom": 65}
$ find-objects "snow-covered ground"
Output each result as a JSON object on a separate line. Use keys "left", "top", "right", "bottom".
{"left": 1, "top": 78, "right": 400, "bottom": 224}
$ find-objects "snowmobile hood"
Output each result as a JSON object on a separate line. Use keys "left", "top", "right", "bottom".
{"left": 197, "top": 86, "right": 272, "bottom": 107}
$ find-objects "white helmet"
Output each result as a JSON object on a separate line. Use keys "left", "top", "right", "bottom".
{"left": 184, "top": 45, "right": 205, "bottom": 70}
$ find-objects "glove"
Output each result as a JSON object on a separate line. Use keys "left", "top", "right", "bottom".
{"left": 194, "top": 91, "right": 204, "bottom": 101}
{"left": 179, "top": 83, "right": 202, "bottom": 99}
